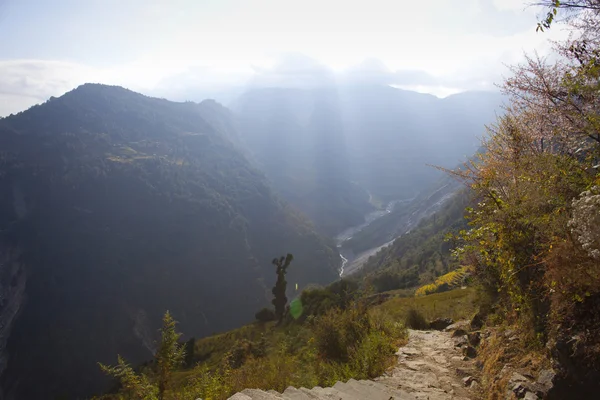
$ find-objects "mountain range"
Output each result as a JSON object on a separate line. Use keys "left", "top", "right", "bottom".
{"left": 0, "top": 83, "right": 501, "bottom": 399}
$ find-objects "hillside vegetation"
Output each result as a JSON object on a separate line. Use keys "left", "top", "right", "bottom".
{"left": 96, "top": 280, "right": 410, "bottom": 400}
{"left": 447, "top": 2, "right": 600, "bottom": 394}
{"left": 355, "top": 188, "right": 470, "bottom": 293}
{"left": 0, "top": 85, "right": 339, "bottom": 399}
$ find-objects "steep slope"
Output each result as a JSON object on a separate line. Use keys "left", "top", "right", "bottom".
{"left": 232, "top": 85, "right": 501, "bottom": 235}
{"left": 356, "top": 189, "right": 471, "bottom": 293}
{"left": 0, "top": 84, "right": 339, "bottom": 399}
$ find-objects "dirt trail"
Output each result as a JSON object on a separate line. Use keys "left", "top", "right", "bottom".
{"left": 375, "top": 329, "right": 479, "bottom": 400}
{"left": 228, "top": 328, "right": 480, "bottom": 399}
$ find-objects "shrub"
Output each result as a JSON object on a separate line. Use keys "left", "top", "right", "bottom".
{"left": 404, "top": 308, "right": 428, "bottom": 329}
{"left": 352, "top": 331, "right": 397, "bottom": 378}
{"left": 312, "top": 307, "right": 370, "bottom": 362}
{"left": 255, "top": 308, "right": 276, "bottom": 322}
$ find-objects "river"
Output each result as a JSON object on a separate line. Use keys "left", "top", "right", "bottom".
{"left": 335, "top": 197, "right": 412, "bottom": 276}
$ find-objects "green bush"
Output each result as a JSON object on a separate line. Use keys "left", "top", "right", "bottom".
{"left": 255, "top": 308, "right": 276, "bottom": 322}
{"left": 404, "top": 308, "right": 428, "bottom": 329}
{"left": 313, "top": 307, "right": 370, "bottom": 362}
{"left": 352, "top": 331, "right": 397, "bottom": 378}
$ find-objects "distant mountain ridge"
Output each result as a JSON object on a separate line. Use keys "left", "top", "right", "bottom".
{"left": 0, "top": 84, "right": 339, "bottom": 399}
{"left": 232, "top": 85, "right": 502, "bottom": 234}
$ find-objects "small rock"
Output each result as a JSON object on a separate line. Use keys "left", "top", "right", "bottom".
{"left": 537, "top": 368, "right": 556, "bottom": 389}
{"left": 452, "top": 328, "right": 468, "bottom": 338}
{"left": 468, "top": 331, "right": 481, "bottom": 347}
{"left": 429, "top": 318, "right": 454, "bottom": 330}
{"left": 470, "top": 381, "right": 480, "bottom": 390}
{"left": 444, "top": 320, "right": 471, "bottom": 332}
{"left": 500, "top": 364, "right": 513, "bottom": 377}
{"left": 462, "top": 345, "right": 477, "bottom": 358}
{"left": 504, "top": 329, "right": 516, "bottom": 338}
{"left": 454, "top": 335, "right": 468, "bottom": 347}
{"left": 463, "top": 376, "right": 476, "bottom": 386}
{"left": 524, "top": 392, "right": 539, "bottom": 400}
{"left": 512, "top": 382, "right": 528, "bottom": 398}
{"left": 509, "top": 372, "right": 528, "bottom": 384}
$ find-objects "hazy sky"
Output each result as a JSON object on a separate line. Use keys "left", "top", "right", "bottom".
{"left": 0, "top": 0, "right": 567, "bottom": 116}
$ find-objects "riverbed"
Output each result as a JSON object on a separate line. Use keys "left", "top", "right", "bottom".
{"left": 335, "top": 197, "right": 412, "bottom": 276}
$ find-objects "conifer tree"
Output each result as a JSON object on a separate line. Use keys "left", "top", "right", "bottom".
{"left": 156, "top": 311, "right": 186, "bottom": 400}
{"left": 99, "top": 311, "right": 185, "bottom": 400}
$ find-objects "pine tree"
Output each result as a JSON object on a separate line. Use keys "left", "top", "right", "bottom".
{"left": 156, "top": 311, "right": 186, "bottom": 400}
{"left": 99, "top": 311, "right": 185, "bottom": 400}
{"left": 271, "top": 253, "right": 293, "bottom": 323}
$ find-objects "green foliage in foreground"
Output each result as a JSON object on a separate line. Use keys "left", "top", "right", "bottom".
{"left": 99, "top": 312, "right": 185, "bottom": 400}
{"left": 98, "top": 284, "right": 409, "bottom": 400}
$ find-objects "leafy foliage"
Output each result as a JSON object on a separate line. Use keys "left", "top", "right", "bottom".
{"left": 99, "top": 282, "right": 407, "bottom": 400}
{"left": 448, "top": 4, "right": 600, "bottom": 382}
{"left": 254, "top": 308, "right": 276, "bottom": 322}
{"left": 415, "top": 266, "right": 470, "bottom": 297}
{"left": 99, "top": 311, "right": 185, "bottom": 400}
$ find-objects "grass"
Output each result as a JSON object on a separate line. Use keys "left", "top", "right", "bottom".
{"left": 193, "top": 322, "right": 276, "bottom": 368}
{"left": 100, "top": 287, "right": 481, "bottom": 399}
{"left": 373, "top": 287, "right": 480, "bottom": 324}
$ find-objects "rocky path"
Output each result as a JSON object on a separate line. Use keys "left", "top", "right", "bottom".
{"left": 376, "top": 329, "right": 479, "bottom": 400}
{"left": 228, "top": 329, "right": 480, "bottom": 399}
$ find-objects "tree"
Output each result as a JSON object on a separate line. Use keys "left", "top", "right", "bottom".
{"left": 155, "top": 311, "right": 186, "bottom": 400}
{"left": 99, "top": 355, "right": 157, "bottom": 399}
{"left": 534, "top": 0, "right": 600, "bottom": 31}
{"left": 255, "top": 307, "right": 276, "bottom": 322}
{"left": 445, "top": 0, "right": 600, "bottom": 374}
{"left": 99, "top": 311, "right": 185, "bottom": 400}
{"left": 271, "top": 253, "right": 293, "bottom": 323}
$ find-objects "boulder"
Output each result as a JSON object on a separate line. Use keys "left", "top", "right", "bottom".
{"left": 537, "top": 368, "right": 555, "bottom": 390}
{"left": 524, "top": 392, "right": 539, "bottom": 400}
{"left": 452, "top": 328, "right": 468, "bottom": 338}
{"left": 429, "top": 318, "right": 454, "bottom": 331}
{"left": 444, "top": 320, "right": 471, "bottom": 332}
{"left": 468, "top": 331, "right": 481, "bottom": 347}
{"left": 462, "top": 345, "right": 477, "bottom": 358}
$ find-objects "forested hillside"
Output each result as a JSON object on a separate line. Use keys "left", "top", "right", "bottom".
{"left": 357, "top": 189, "right": 470, "bottom": 293}
{"left": 233, "top": 85, "right": 501, "bottom": 234}
{"left": 0, "top": 84, "right": 339, "bottom": 399}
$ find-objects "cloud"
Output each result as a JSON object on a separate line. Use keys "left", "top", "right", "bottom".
{"left": 0, "top": 60, "right": 100, "bottom": 116}
{"left": 248, "top": 53, "right": 336, "bottom": 88}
